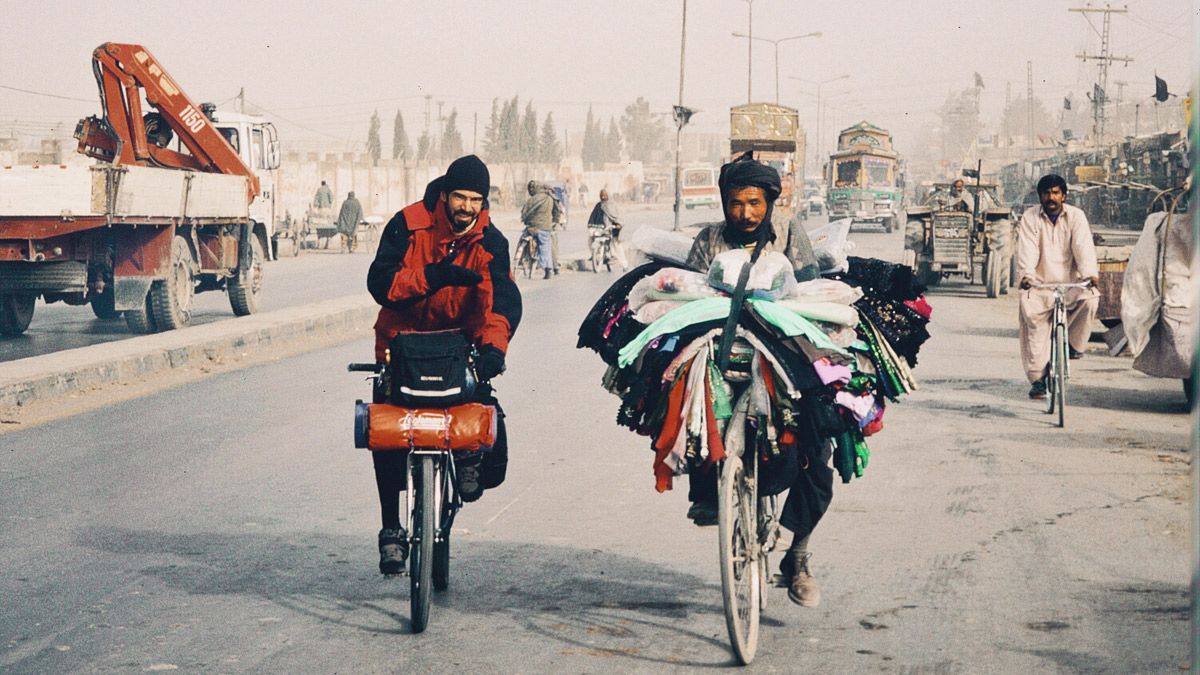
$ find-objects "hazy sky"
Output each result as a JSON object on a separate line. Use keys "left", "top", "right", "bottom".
{"left": 1, "top": 0, "right": 1193, "bottom": 156}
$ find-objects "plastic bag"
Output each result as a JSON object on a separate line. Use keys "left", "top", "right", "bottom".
{"left": 629, "top": 227, "right": 695, "bottom": 267}
{"left": 627, "top": 268, "right": 721, "bottom": 313}
{"left": 707, "top": 250, "right": 797, "bottom": 300}
{"left": 807, "top": 217, "right": 855, "bottom": 273}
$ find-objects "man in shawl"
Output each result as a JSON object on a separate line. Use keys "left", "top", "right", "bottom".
{"left": 520, "top": 181, "right": 563, "bottom": 279}
{"left": 336, "top": 191, "right": 364, "bottom": 252}
{"left": 685, "top": 152, "right": 826, "bottom": 608}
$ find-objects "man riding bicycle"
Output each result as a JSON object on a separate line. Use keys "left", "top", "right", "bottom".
{"left": 684, "top": 152, "right": 827, "bottom": 607}
{"left": 1016, "top": 174, "right": 1099, "bottom": 399}
{"left": 366, "top": 154, "right": 522, "bottom": 574}
{"left": 587, "top": 188, "right": 629, "bottom": 272}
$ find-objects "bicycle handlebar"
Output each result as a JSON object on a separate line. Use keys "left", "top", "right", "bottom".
{"left": 347, "top": 362, "right": 383, "bottom": 373}
{"left": 1031, "top": 281, "right": 1092, "bottom": 290}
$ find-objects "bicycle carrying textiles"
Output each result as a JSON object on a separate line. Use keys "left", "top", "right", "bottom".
{"left": 388, "top": 330, "right": 475, "bottom": 406}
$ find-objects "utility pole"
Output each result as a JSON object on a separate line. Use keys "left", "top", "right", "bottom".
{"left": 743, "top": 0, "right": 754, "bottom": 103}
{"left": 238, "top": 87, "right": 245, "bottom": 114}
{"left": 1026, "top": 61, "right": 1034, "bottom": 154}
{"left": 1071, "top": 3, "right": 1132, "bottom": 148}
{"left": 673, "top": 0, "right": 690, "bottom": 232}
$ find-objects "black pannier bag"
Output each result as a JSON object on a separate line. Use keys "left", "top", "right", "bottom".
{"left": 388, "top": 330, "right": 476, "bottom": 406}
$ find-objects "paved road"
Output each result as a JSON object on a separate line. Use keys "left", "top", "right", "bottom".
{"left": 0, "top": 205, "right": 717, "bottom": 363}
{"left": 1, "top": 224, "right": 1189, "bottom": 672}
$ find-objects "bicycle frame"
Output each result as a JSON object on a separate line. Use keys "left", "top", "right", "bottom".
{"left": 404, "top": 448, "right": 461, "bottom": 546}
{"left": 1031, "top": 281, "right": 1090, "bottom": 427}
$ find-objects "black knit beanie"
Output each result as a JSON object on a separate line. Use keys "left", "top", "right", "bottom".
{"left": 442, "top": 155, "right": 490, "bottom": 197}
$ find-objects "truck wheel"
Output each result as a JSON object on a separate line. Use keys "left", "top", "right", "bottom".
{"left": 985, "top": 251, "right": 1002, "bottom": 298}
{"left": 0, "top": 293, "right": 35, "bottom": 336}
{"left": 883, "top": 217, "right": 895, "bottom": 233}
{"left": 228, "top": 235, "right": 264, "bottom": 316}
{"left": 148, "top": 236, "right": 196, "bottom": 330}
{"left": 124, "top": 293, "right": 159, "bottom": 334}
{"left": 90, "top": 286, "right": 120, "bottom": 320}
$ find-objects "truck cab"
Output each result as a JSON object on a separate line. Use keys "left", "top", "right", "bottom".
{"left": 209, "top": 110, "right": 281, "bottom": 250}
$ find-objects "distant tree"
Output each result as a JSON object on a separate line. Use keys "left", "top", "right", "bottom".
{"left": 442, "top": 108, "right": 464, "bottom": 159}
{"left": 539, "top": 112, "right": 562, "bottom": 165}
{"left": 497, "top": 96, "right": 521, "bottom": 162}
{"left": 416, "top": 131, "right": 432, "bottom": 161}
{"left": 392, "top": 110, "right": 411, "bottom": 160}
{"left": 1000, "top": 94, "right": 1057, "bottom": 147}
{"left": 482, "top": 98, "right": 501, "bottom": 160}
{"left": 604, "top": 117, "right": 622, "bottom": 163}
{"left": 619, "top": 97, "right": 665, "bottom": 163}
{"left": 520, "top": 101, "right": 539, "bottom": 162}
{"left": 366, "top": 110, "right": 382, "bottom": 165}
{"left": 581, "top": 105, "right": 602, "bottom": 170}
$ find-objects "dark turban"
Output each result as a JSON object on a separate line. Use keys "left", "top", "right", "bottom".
{"left": 718, "top": 151, "right": 782, "bottom": 203}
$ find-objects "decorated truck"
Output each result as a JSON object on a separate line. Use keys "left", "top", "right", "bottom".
{"left": 825, "top": 121, "right": 903, "bottom": 232}
{"left": 729, "top": 102, "right": 806, "bottom": 210}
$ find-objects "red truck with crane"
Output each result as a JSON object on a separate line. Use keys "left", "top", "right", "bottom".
{"left": 0, "top": 42, "right": 279, "bottom": 336}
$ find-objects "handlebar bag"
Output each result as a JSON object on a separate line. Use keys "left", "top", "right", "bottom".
{"left": 388, "top": 330, "right": 475, "bottom": 406}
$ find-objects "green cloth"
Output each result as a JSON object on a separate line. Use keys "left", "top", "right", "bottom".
{"left": 616, "top": 297, "right": 846, "bottom": 368}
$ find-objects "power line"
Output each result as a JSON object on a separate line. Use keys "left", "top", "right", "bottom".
{"left": 0, "top": 83, "right": 93, "bottom": 103}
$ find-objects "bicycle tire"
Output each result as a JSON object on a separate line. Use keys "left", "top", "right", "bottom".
{"left": 590, "top": 241, "right": 602, "bottom": 273}
{"left": 1055, "top": 326, "right": 1067, "bottom": 428}
{"left": 1045, "top": 325, "right": 1057, "bottom": 416}
{"left": 718, "top": 456, "right": 760, "bottom": 665}
{"left": 409, "top": 455, "right": 435, "bottom": 633}
{"left": 432, "top": 462, "right": 452, "bottom": 591}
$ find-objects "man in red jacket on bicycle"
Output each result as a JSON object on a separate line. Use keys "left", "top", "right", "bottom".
{"left": 366, "top": 154, "right": 522, "bottom": 574}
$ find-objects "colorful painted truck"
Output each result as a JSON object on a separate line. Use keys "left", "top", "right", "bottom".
{"left": 825, "top": 121, "right": 903, "bottom": 232}
{"left": 729, "top": 103, "right": 805, "bottom": 209}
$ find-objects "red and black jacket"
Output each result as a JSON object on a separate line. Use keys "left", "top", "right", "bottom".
{"left": 367, "top": 181, "right": 522, "bottom": 361}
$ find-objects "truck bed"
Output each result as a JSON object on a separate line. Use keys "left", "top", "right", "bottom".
{"left": 0, "top": 164, "right": 248, "bottom": 222}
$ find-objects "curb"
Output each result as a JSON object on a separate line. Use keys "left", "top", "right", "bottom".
{"left": 0, "top": 296, "right": 378, "bottom": 411}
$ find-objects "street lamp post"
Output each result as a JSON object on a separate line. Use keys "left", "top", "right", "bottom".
{"left": 791, "top": 74, "right": 849, "bottom": 162}
{"left": 732, "top": 31, "right": 822, "bottom": 104}
{"left": 741, "top": 0, "right": 754, "bottom": 103}
{"left": 673, "top": 0, "right": 691, "bottom": 232}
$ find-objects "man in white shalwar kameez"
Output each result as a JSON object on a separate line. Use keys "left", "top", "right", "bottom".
{"left": 1015, "top": 174, "right": 1100, "bottom": 399}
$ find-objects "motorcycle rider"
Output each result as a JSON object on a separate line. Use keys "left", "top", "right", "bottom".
{"left": 365, "top": 154, "right": 522, "bottom": 574}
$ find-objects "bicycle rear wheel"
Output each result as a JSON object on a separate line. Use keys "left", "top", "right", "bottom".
{"left": 718, "top": 456, "right": 760, "bottom": 664}
{"left": 409, "top": 455, "right": 435, "bottom": 633}
{"left": 432, "top": 462, "right": 453, "bottom": 591}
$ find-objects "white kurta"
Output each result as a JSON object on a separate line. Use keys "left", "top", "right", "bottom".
{"left": 1015, "top": 203, "right": 1100, "bottom": 382}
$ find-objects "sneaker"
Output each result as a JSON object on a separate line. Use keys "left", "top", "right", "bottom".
{"left": 1069, "top": 347, "right": 1084, "bottom": 360}
{"left": 458, "top": 464, "right": 483, "bottom": 503}
{"left": 788, "top": 552, "right": 821, "bottom": 607}
{"left": 378, "top": 528, "right": 408, "bottom": 575}
{"left": 686, "top": 500, "right": 718, "bottom": 527}
{"left": 1028, "top": 379, "right": 1047, "bottom": 400}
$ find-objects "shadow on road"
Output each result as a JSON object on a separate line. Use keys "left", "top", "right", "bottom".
{"left": 77, "top": 527, "right": 758, "bottom": 667}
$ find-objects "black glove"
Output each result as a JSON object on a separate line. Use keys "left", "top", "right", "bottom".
{"left": 425, "top": 258, "right": 482, "bottom": 290}
{"left": 474, "top": 345, "right": 505, "bottom": 381}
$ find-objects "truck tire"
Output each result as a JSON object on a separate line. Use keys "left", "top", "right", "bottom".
{"left": 985, "top": 251, "right": 1002, "bottom": 298}
{"left": 148, "top": 236, "right": 196, "bottom": 330}
{"left": 90, "top": 286, "right": 120, "bottom": 320}
{"left": 883, "top": 216, "right": 895, "bottom": 233}
{"left": 228, "top": 235, "right": 264, "bottom": 316}
{"left": 0, "top": 293, "right": 35, "bottom": 336}
{"left": 124, "top": 293, "right": 158, "bottom": 334}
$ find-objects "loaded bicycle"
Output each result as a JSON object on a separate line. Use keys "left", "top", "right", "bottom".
{"left": 348, "top": 331, "right": 497, "bottom": 633}
{"left": 1032, "top": 281, "right": 1091, "bottom": 427}
{"left": 588, "top": 224, "right": 615, "bottom": 273}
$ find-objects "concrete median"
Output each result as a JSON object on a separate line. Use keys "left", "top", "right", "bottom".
{"left": 0, "top": 295, "right": 378, "bottom": 411}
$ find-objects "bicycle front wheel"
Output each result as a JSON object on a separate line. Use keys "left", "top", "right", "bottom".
{"left": 432, "top": 461, "right": 453, "bottom": 591}
{"left": 409, "top": 455, "right": 435, "bottom": 633}
{"left": 1055, "top": 327, "right": 1068, "bottom": 427}
{"left": 718, "top": 456, "right": 760, "bottom": 665}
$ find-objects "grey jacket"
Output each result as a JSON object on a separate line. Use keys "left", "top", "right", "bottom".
{"left": 686, "top": 216, "right": 819, "bottom": 281}
{"left": 520, "top": 190, "right": 562, "bottom": 232}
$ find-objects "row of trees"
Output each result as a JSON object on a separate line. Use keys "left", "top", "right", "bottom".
{"left": 364, "top": 95, "right": 670, "bottom": 168}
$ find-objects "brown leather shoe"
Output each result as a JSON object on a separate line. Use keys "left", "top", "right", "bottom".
{"left": 788, "top": 552, "right": 821, "bottom": 607}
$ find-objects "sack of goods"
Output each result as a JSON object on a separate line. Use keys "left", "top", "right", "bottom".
{"left": 355, "top": 402, "right": 498, "bottom": 453}
{"left": 577, "top": 250, "right": 932, "bottom": 492}
{"left": 387, "top": 330, "right": 476, "bottom": 406}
